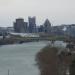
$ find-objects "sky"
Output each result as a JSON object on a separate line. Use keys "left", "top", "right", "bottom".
{"left": 0, "top": 0, "right": 75, "bottom": 27}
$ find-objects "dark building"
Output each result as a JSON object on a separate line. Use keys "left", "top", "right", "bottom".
{"left": 14, "top": 18, "right": 28, "bottom": 33}
{"left": 28, "top": 17, "right": 36, "bottom": 33}
{"left": 38, "top": 25, "right": 44, "bottom": 32}
{"left": 43, "top": 19, "right": 51, "bottom": 33}
{"left": 65, "top": 24, "right": 75, "bottom": 37}
{"left": 7, "top": 27, "right": 14, "bottom": 32}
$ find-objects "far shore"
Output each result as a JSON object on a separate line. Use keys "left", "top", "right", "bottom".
{"left": 0, "top": 35, "right": 75, "bottom": 45}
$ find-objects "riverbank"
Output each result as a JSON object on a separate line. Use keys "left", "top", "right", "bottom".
{"left": 36, "top": 46, "right": 59, "bottom": 75}
{"left": 36, "top": 44, "right": 75, "bottom": 75}
{"left": 0, "top": 37, "right": 40, "bottom": 45}
{"left": 0, "top": 35, "right": 70, "bottom": 45}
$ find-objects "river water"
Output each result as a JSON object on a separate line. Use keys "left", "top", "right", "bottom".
{"left": 0, "top": 42, "right": 47, "bottom": 75}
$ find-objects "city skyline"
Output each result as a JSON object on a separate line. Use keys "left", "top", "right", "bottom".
{"left": 0, "top": 0, "right": 75, "bottom": 27}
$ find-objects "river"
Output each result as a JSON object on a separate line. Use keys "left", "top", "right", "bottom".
{"left": 0, "top": 42, "right": 47, "bottom": 75}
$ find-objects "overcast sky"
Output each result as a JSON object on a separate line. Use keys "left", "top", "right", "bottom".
{"left": 0, "top": 0, "right": 75, "bottom": 27}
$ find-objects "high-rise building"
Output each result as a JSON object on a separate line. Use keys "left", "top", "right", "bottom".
{"left": 43, "top": 19, "right": 51, "bottom": 33}
{"left": 14, "top": 18, "right": 28, "bottom": 33}
{"left": 28, "top": 17, "right": 36, "bottom": 33}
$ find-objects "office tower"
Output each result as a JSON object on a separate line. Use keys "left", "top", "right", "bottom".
{"left": 14, "top": 18, "right": 28, "bottom": 33}
{"left": 28, "top": 17, "right": 36, "bottom": 33}
{"left": 43, "top": 19, "right": 51, "bottom": 33}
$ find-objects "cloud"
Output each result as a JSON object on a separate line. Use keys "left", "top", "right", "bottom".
{"left": 0, "top": 0, "right": 13, "bottom": 6}
{"left": 0, "top": 0, "right": 75, "bottom": 26}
